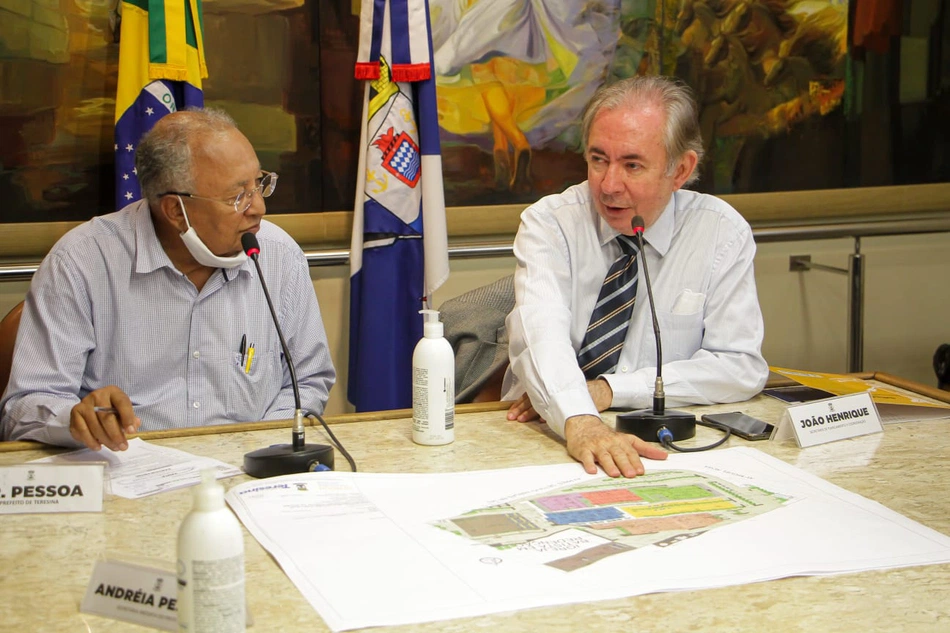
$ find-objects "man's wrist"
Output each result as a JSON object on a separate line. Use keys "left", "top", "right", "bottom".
{"left": 564, "top": 413, "right": 603, "bottom": 438}
{"left": 587, "top": 378, "right": 613, "bottom": 411}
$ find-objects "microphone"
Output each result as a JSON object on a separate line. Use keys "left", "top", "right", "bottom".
{"left": 614, "top": 216, "right": 697, "bottom": 443}
{"left": 240, "top": 232, "right": 336, "bottom": 478}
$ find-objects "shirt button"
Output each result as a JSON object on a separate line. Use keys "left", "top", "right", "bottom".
{"left": 192, "top": 350, "right": 200, "bottom": 359}
{"left": 621, "top": 365, "right": 628, "bottom": 372}
{"left": 192, "top": 401, "right": 200, "bottom": 409}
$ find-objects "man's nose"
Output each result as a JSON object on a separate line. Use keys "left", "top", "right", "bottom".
{"left": 246, "top": 189, "right": 267, "bottom": 217}
{"left": 601, "top": 164, "right": 624, "bottom": 193}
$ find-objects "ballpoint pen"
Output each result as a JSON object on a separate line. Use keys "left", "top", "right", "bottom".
{"left": 240, "top": 333, "right": 247, "bottom": 366}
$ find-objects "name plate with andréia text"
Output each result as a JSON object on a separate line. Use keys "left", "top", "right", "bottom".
{"left": 81, "top": 559, "right": 178, "bottom": 631}
{"left": 779, "top": 391, "right": 883, "bottom": 448}
{"left": 0, "top": 463, "right": 103, "bottom": 514}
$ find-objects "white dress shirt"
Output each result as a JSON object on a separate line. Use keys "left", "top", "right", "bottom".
{"left": 1, "top": 200, "right": 335, "bottom": 446}
{"left": 503, "top": 182, "right": 768, "bottom": 437}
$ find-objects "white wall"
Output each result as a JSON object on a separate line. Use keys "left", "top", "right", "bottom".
{"left": 755, "top": 233, "right": 949, "bottom": 383}
{"left": 3, "top": 231, "right": 949, "bottom": 416}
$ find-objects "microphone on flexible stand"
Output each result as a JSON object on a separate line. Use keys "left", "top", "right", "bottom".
{"left": 240, "top": 232, "right": 336, "bottom": 478}
{"left": 615, "top": 216, "right": 697, "bottom": 443}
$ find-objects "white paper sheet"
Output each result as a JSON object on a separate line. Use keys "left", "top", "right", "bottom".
{"left": 226, "top": 448, "right": 950, "bottom": 631}
{"left": 31, "top": 438, "right": 241, "bottom": 498}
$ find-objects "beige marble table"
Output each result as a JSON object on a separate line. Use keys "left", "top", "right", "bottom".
{"left": 2, "top": 376, "right": 949, "bottom": 632}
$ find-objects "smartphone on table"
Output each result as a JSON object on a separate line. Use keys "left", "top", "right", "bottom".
{"left": 699, "top": 411, "right": 775, "bottom": 441}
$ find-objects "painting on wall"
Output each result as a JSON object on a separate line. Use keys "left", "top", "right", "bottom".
{"left": 0, "top": 0, "right": 339, "bottom": 224}
{"left": 664, "top": 0, "right": 849, "bottom": 193}
{"left": 424, "top": 0, "right": 849, "bottom": 203}
{"left": 0, "top": 0, "right": 848, "bottom": 225}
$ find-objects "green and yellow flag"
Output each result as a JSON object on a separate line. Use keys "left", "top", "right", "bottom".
{"left": 114, "top": 0, "right": 207, "bottom": 209}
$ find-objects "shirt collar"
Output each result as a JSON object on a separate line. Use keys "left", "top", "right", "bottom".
{"left": 644, "top": 194, "right": 676, "bottom": 256}
{"left": 132, "top": 200, "right": 256, "bottom": 281}
{"left": 133, "top": 201, "right": 176, "bottom": 275}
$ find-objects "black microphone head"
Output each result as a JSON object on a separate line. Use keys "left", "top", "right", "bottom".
{"left": 631, "top": 216, "right": 645, "bottom": 233}
{"left": 241, "top": 232, "right": 260, "bottom": 257}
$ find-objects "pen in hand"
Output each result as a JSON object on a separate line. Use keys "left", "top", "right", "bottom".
{"left": 93, "top": 406, "right": 138, "bottom": 432}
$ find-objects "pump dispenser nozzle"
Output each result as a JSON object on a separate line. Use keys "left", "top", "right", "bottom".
{"left": 193, "top": 468, "right": 225, "bottom": 511}
{"left": 419, "top": 309, "right": 444, "bottom": 338}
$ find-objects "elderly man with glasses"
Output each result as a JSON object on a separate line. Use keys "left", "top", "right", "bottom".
{"left": 1, "top": 109, "right": 335, "bottom": 451}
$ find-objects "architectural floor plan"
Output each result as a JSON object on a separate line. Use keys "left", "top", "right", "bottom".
{"left": 434, "top": 470, "right": 789, "bottom": 570}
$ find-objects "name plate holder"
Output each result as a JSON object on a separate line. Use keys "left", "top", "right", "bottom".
{"left": 81, "top": 559, "right": 179, "bottom": 631}
{"left": 0, "top": 463, "right": 103, "bottom": 514}
{"left": 81, "top": 557, "right": 255, "bottom": 630}
{"left": 774, "top": 391, "right": 883, "bottom": 448}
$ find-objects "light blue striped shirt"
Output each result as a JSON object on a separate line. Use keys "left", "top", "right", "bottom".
{"left": 1, "top": 200, "right": 335, "bottom": 446}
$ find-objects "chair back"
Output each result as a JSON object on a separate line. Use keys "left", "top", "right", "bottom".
{"left": 440, "top": 275, "right": 515, "bottom": 403}
{"left": 936, "top": 343, "right": 950, "bottom": 391}
{"left": 0, "top": 301, "right": 25, "bottom": 395}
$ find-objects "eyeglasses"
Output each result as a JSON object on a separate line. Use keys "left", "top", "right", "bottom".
{"left": 161, "top": 171, "right": 278, "bottom": 213}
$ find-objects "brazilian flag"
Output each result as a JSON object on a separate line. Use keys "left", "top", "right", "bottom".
{"left": 114, "top": 0, "right": 207, "bottom": 210}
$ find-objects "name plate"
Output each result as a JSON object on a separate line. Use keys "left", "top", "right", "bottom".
{"left": 81, "top": 559, "right": 178, "bottom": 631}
{"left": 0, "top": 463, "right": 103, "bottom": 514}
{"left": 781, "top": 391, "right": 883, "bottom": 448}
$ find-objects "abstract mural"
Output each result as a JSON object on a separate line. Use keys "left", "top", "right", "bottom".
{"left": 0, "top": 0, "right": 864, "bottom": 224}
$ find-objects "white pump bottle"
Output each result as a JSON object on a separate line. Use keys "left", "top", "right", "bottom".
{"left": 412, "top": 309, "right": 455, "bottom": 445}
{"left": 177, "top": 469, "right": 245, "bottom": 632}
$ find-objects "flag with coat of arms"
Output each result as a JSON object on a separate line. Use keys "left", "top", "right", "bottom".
{"left": 114, "top": 0, "right": 207, "bottom": 209}
{"left": 349, "top": 0, "right": 449, "bottom": 412}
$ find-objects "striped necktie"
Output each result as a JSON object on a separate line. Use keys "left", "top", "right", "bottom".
{"left": 577, "top": 235, "right": 640, "bottom": 379}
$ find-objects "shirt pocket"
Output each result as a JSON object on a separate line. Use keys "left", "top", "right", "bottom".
{"left": 227, "top": 346, "right": 279, "bottom": 421}
{"left": 657, "top": 310, "right": 704, "bottom": 362}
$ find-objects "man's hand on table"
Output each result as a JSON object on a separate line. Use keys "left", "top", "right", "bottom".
{"left": 70, "top": 385, "right": 141, "bottom": 451}
{"left": 565, "top": 415, "right": 668, "bottom": 478}
{"left": 506, "top": 391, "right": 545, "bottom": 423}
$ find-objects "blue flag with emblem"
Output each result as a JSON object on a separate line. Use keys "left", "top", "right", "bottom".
{"left": 349, "top": 0, "right": 449, "bottom": 412}
{"left": 114, "top": 0, "right": 207, "bottom": 209}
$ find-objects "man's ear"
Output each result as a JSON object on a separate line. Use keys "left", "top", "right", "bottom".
{"left": 157, "top": 195, "right": 187, "bottom": 233}
{"left": 671, "top": 150, "right": 699, "bottom": 190}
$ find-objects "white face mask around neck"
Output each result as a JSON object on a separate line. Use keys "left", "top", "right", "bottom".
{"left": 177, "top": 196, "right": 247, "bottom": 269}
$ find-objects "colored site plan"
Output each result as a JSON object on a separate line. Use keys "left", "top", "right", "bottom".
{"left": 433, "top": 470, "right": 789, "bottom": 571}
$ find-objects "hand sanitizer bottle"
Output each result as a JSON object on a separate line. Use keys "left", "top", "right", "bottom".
{"left": 412, "top": 309, "right": 455, "bottom": 445}
{"left": 177, "top": 469, "right": 245, "bottom": 632}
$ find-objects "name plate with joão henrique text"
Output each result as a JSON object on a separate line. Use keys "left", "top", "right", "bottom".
{"left": 0, "top": 463, "right": 103, "bottom": 514}
{"left": 777, "top": 391, "right": 883, "bottom": 448}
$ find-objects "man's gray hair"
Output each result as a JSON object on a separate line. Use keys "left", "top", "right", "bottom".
{"left": 135, "top": 107, "right": 238, "bottom": 207}
{"left": 580, "top": 76, "right": 704, "bottom": 187}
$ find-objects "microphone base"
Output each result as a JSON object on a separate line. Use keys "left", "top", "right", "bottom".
{"left": 615, "top": 409, "right": 697, "bottom": 443}
{"left": 244, "top": 443, "right": 335, "bottom": 479}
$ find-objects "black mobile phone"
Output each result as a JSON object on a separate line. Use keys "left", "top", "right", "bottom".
{"left": 699, "top": 411, "right": 775, "bottom": 441}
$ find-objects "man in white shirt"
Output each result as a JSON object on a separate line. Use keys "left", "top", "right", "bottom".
{"left": 503, "top": 76, "right": 768, "bottom": 477}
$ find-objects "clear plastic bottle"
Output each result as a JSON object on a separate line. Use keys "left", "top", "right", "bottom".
{"left": 177, "top": 469, "right": 245, "bottom": 632}
{"left": 412, "top": 309, "right": 455, "bottom": 445}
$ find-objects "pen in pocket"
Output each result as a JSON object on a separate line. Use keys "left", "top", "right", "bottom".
{"left": 244, "top": 344, "right": 255, "bottom": 374}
